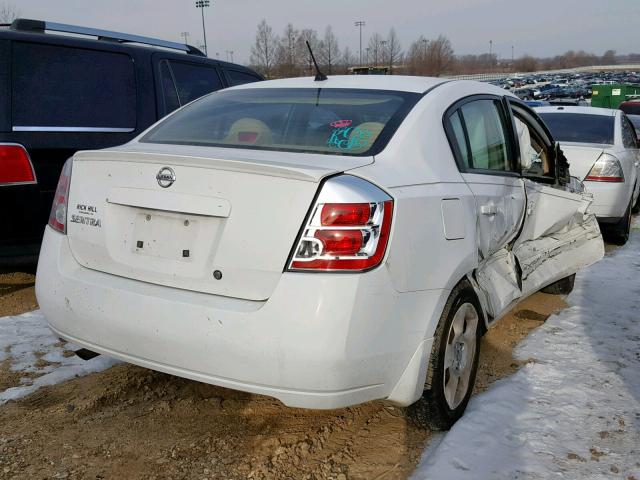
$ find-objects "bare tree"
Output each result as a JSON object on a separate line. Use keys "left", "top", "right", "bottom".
{"left": 338, "top": 46, "right": 356, "bottom": 74}
{"left": 296, "top": 28, "right": 319, "bottom": 75}
{"left": 275, "top": 23, "right": 299, "bottom": 77}
{"left": 250, "top": 20, "right": 278, "bottom": 78}
{"left": 601, "top": 49, "right": 617, "bottom": 65}
{"left": 406, "top": 35, "right": 429, "bottom": 75}
{"left": 425, "top": 35, "right": 454, "bottom": 76}
{"left": 0, "top": 2, "right": 19, "bottom": 24}
{"left": 513, "top": 55, "right": 539, "bottom": 72}
{"left": 384, "top": 28, "right": 402, "bottom": 73}
{"left": 368, "top": 33, "right": 384, "bottom": 66}
{"left": 319, "top": 26, "right": 339, "bottom": 74}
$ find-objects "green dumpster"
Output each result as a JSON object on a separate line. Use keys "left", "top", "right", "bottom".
{"left": 591, "top": 84, "right": 640, "bottom": 109}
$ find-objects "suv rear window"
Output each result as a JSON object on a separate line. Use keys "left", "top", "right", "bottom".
{"left": 226, "top": 70, "right": 261, "bottom": 87}
{"left": 168, "top": 61, "right": 223, "bottom": 105}
{"left": 141, "top": 88, "right": 420, "bottom": 156}
{"left": 12, "top": 42, "right": 136, "bottom": 130}
{"left": 538, "top": 112, "right": 615, "bottom": 145}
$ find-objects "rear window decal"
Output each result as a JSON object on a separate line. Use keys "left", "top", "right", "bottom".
{"left": 327, "top": 126, "right": 373, "bottom": 151}
{"left": 330, "top": 119, "right": 353, "bottom": 128}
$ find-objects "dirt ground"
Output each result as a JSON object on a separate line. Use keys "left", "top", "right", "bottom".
{"left": 0, "top": 272, "right": 567, "bottom": 480}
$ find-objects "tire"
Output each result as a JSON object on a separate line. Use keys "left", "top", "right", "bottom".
{"left": 541, "top": 273, "right": 575, "bottom": 294}
{"left": 415, "top": 280, "right": 483, "bottom": 430}
{"left": 603, "top": 199, "right": 632, "bottom": 245}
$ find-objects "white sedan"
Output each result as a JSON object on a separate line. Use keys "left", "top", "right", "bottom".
{"left": 536, "top": 106, "right": 640, "bottom": 244}
{"left": 36, "top": 76, "right": 603, "bottom": 428}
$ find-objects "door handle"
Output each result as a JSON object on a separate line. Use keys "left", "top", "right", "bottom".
{"left": 480, "top": 204, "right": 498, "bottom": 215}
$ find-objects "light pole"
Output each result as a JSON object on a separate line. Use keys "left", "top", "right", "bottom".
{"left": 180, "top": 31, "right": 189, "bottom": 45}
{"left": 355, "top": 21, "right": 365, "bottom": 66}
{"left": 489, "top": 40, "right": 493, "bottom": 72}
{"left": 195, "top": 0, "right": 210, "bottom": 56}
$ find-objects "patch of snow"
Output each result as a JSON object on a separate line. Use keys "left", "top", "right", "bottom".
{"left": 414, "top": 224, "right": 640, "bottom": 479}
{"left": 0, "top": 310, "right": 118, "bottom": 404}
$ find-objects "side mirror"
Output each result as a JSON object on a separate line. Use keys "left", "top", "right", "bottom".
{"left": 554, "top": 142, "right": 571, "bottom": 186}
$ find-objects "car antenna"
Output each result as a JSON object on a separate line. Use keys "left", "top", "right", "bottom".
{"left": 306, "top": 40, "right": 327, "bottom": 81}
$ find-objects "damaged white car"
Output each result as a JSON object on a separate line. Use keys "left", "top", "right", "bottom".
{"left": 36, "top": 76, "right": 603, "bottom": 428}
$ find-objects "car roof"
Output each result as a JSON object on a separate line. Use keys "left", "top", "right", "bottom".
{"left": 534, "top": 106, "right": 617, "bottom": 117}
{"left": 227, "top": 75, "right": 448, "bottom": 94}
{"left": 0, "top": 23, "right": 258, "bottom": 74}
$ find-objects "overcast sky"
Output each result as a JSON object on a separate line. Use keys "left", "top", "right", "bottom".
{"left": 14, "top": 0, "right": 640, "bottom": 64}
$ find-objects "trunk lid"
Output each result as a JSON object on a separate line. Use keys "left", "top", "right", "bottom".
{"left": 560, "top": 143, "right": 606, "bottom": 180}
{"left": 66, "top": 145, "right": 372, "bottom": 300}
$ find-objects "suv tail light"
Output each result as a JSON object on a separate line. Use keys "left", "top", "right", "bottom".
{"left": 288, "top": 175, "right": 393, "bottom": 272}
{"left": 585, "top": 153, "right": 624, "bottom": 182}
{"left": 0, "top": 144, "right": 36, "bottom": 185}
{"left": 48, "top": 159, "right": 73, "bottom": 234}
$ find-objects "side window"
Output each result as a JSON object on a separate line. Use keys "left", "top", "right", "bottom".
{"left": 448, "top": 99, "right": 515, "bottom": 173}
{"left": 225, "top": 69, "right": 262, "bottom": 87}
{"left": 449, "top": 110, "right": 470, "bottom": 168}
{"left": 168, "top": 61, "right": 223, "bottom": 105}
{"left": 514, "top": 115, "right": 554, "bottom": 179}
{"left": 160, "top": 61, "right": 180, "bottom": 115}
{"left": 12, "top": 42, "right": 136, "bottom": 130}
{"left": 621, "top": 116, "right": 638, "bottom": 149}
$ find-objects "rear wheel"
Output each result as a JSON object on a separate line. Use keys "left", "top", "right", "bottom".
{"left": 418, "top": 280, "right": 482, "bottom": 430}
{"left": 541, "top": 273, "right": 575, "bottom": 294}
{"left": 603, "top": 200, "right": 632, "bottom": 245}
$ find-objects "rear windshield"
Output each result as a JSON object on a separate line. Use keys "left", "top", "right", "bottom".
{"left": 538, "top": 113, "right": 615, "bottom": 145}
{"left": 141, "top": 88, "right": 421, "bottom": 156}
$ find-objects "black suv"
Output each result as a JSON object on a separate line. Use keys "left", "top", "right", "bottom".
{"left": 1, "top": 19, "right": 263, "bottom": 265}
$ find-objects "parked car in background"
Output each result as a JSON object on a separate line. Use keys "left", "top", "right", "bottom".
{"left": 548, "top": 98, "right": 590, "bottom": 107}
{"left": 514, "top": 87, "right": 539, "bottom": 100}
{"left": 37, "top": 76, "right": 603, "bottom": 429}
{"left": 536, "top": 106, "right": 640, "bottom": 244}
{"left": 0, "top": 19, "right": 263, "bottom": 266}
{"left": 524, "top": 100, "right": 550, "bottom": 108}
{"left": 619, "top": 100, "right": 640, "bottom": 116}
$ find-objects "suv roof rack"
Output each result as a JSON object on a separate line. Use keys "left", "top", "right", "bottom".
{"left": 10, "top": 19, "right": 206, "bottom": 57}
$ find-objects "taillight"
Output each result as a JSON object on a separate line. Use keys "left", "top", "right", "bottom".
{"left": 288, "top": 175, "right": 393, "bottom": 272}
{"left": 0, "top": 144, "right": 36, "bottom": 185}
{"left": 585, "top": 153, "right": 624, "bottom": 182}
{"left": 48, "top": 159, "right": 73, "bottom": 234}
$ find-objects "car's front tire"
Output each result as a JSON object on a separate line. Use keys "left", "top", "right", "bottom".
{"left": 418, "top": 280, "right": 483, "bottom": 430}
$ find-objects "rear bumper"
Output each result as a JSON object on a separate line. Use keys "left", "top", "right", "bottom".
{"left": 584, "top": 181, "right": 631, "bottom": 220}
{"left": 36, "top": 227, "right": 445, "bottom": 409}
